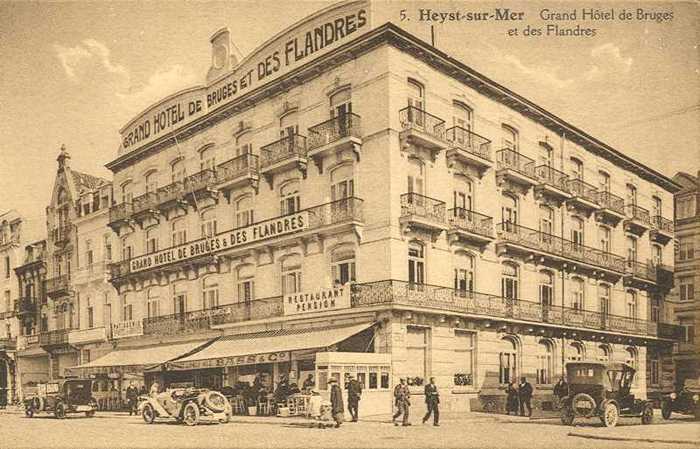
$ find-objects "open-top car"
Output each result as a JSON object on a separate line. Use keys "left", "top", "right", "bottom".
{"left": 24, "top": 379, "right": 98, "bottom": 419}
{"left": 560, "top": 362, "right": 654, "bottom": 427}
{"left": 661, "top": 378, "right": 700, "bottom": 420}
{"left": 139, "top": 388, "right": 231, "bottom": 426}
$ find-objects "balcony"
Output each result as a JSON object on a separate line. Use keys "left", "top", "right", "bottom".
{"left": 447, "top": 208, "right": 494, "bottom": 246}
{"left": 260, "top": 134, "right": 308, "bottom": 188}
{"left": 0, "top": 337, "right": 16, "bottom": 351}
{"left": 0, "top": 233, "right": 20, "bottom": 249}
{"left": 623, "top": 204, "right": 651, "bottom": 235}
{"left": 143, "top": 310, "right": 215, "bottom": 337}
{"left": 445, "top": 126, "right": 492, "bottom": 174}
{"left": 210, "top": 297, "right": 284, "bottom": 326}
{"left": 351, "top": 280, "right": 669, "bottom": 339}
{"left": 496, "top": 149, "right": 537, "bottom": 189}
{"left": 595, "top": 191, "right": 626, "bottom": 224}
{"left": 657, "top": 322, "right": 685, "bottom": 341}
{"left": 68, "top": 327, "right": 108, "bottom": 345}
{"left": 307, "top": 113, "right": 362, "bottom": 172}
{"left": 307, "top": 197, "right": 364, "bottom": 237}
{"left": 399, "top": 193, "right": 448, "bottom": 237}
{"left": 399, "top": 106, "right": 447, "bottom": 158}
{"left": 650, "top": 215, "right": 674, "bottom": 244}
{"left": 45, "top": 274, "right": 70, "bottom": 298}
{"left": 108, "top": 202, "right": 133, "bottom": 232}
{"left": 566, "top": 179, "right": 599, "bottom": 211}
{"left": 131, "top": 191, "right": 159, "bottom": 221}
{"left": 14, "top": 297, "right": 36, "bottom": 316}
{"left": 183, "top": 168, "right": 219, "bottom": 207}
{"left": 110, "top": 319, "right": 143, "bottom": 339}
{"left": 51, "top": 225, "right": 71, "bottom": 245}
{"left": 624, "top": 260, "right": 657, "bottom": 289}
{"left": 217, "top": 153, "right": 260, "bottom": 194}
{"left": 156, "top": 180, "right": 188, "bottom": 217}
{"left": 534, "top": 165, "right": 571, "bottom": 202}
{"left": 39, "top": 329, "right": 72, "bottom": 349}
{"left": 496, "top": 222, "right": 626, "bottom": 276}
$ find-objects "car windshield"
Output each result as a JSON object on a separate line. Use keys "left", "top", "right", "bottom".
{"left": 566, "top": 364, "right": 604, "bottom": 385}
{"left": 607, "top": 370, "right": 624, "bottom": 391}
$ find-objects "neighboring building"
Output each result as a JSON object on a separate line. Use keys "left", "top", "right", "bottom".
{"left": 670, "top": 171, "right": 700, "bottom": 386}
{"left": 65, "top": 1, "right": 684, "bottom": 416}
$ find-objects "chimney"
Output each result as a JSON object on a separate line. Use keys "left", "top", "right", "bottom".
{"left": 206, "top": 28, "right": 242, "bottom": 83}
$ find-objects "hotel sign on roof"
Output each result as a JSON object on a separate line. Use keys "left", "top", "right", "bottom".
{"left": 119, "top": 1, "right": 370, "bottom": 154}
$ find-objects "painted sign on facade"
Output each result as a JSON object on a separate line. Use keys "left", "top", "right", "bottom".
{"left": 175, "top": 351, "right": 290, "bottom": 370}
{"left": 129, "top": 212, "right": 308, "bottom": 273}
{"left": 111, "top": 320, "right": 144, "bottom": 340}
{"left": 284, "top": 285, "right": 351, "bottom": 316}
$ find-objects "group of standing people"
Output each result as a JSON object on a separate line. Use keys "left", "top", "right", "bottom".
{"left": 323, "top": 374, "right": 363, "bottom": 428}
{"left": 505, "top": 377, "right": 534, "bottom": 417}
{"left": 124, "top": 382, "right": 149, "bottom": 416}
{"left": 392, "top": 377, "right": 440, "bottom": 427}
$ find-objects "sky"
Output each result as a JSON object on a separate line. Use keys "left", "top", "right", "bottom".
{"left": 1, "top": 0, "right": 698, "bottom": 223}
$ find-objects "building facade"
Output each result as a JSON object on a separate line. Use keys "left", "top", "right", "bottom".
{"left": 62, "top": 1, "right": 684, "bottom": 415}
{"left": 670, "top": 171, "right": 699, "bottom": 386}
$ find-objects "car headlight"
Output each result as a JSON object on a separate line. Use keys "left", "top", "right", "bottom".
{"left": 693, "top": 394, "right": 699, "bottom": 402}
{"left": 670, "top": 393, "right": 677, "bottom": 400}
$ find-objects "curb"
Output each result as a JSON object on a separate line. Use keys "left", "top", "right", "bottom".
{"left": 568, "top": 432, "right": 700, "bottom": 446}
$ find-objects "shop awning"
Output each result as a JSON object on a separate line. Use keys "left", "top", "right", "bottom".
{"left": 168, "top": 322, "right": 375, "bottom": 371}
{"left": 66, "top": 340, "right": 213, "bottom": 376}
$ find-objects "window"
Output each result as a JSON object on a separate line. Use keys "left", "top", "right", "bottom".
{"left": 330, "top": 165, "right": 354, "bottom": 202}
{"left": 454, "top": 331, "right": 475, "bottom": 386}
{"left": 676, "top": 196, "right": 696, "bottom": 220}
{"left": 281, "top": 255, "right": 302, "bottom": 295}
{"left": 145, "top": 227, "right": 158, "bottom": 254}
{"left": 145, "top": 170, "right": 158, "bottom": 193}
{"left": 407, "top": 158, "right": 424, "bottom": 196}
{"left": 626, "top": 236, "right": 638, "bottom": 263}
{"left": 539, "top": 205, "right": 555, "bottom": 236}
{"left": 501, "top": 125, "right": 518, "bottom": 152}
{"left": 406, "top": 326, "right": 429, "bottom": 382}
{"left": 408, "top": 241, "right": 425, "bottom": 286}
{"left": 538, "top": 143, "right": 553, "bottom": 167}
{"left": 454, "top": 252, "right": 475, "bottom": 295}
{"left": 598, "top": 170, "right": 611, "bottom": 193}
{"left": 200, "top": 146, "right": 216, "bottom": 171}
{"left": 171, "top": 219, "right": 187, "bottom": 246}
{"left": 279, "top": 111, "right": 299, "bottom": 139}
{"left": 331, "top": 248, "right": 356, "bottom": 286}
{"left": 3, "top": 291, "right": 10, "bottom": 314}
{"left": 539, "top": 271, "right": 554, "bottom": 307}
{"left": 626, "top": 290, "right": 638, "bottom": 319}
{"left": 147, "top": 288, "right": 160, "bottom": 319}
{"left": 681, "top": 321, "right": 695, "bottom": 344}
{"left": 453, "top": 175, "right": 474, "bottom": 213}
{"left": 86, "top": 297, "right": 94, "bottom": 328}
{"left": 85, "top": 240, "right": 94, "bottom": 268}
{"left": 652, "top": 244, "right": 663, "bottom": 265}
{"left": 625, "top": 347, "right": 638, "bottom": 371}
{"left": 597, "top": 345, "right": 612, "bottom": 363}
{"left": 650, "top": 294, "right": 661, "bottom": 322}
{"left": 649, "top": 351, "right": 660, "bottom": 385}
{"left": 279, "top": 180, "right": 301, "bottom": 215}
{"left": 4, "top": 256, "right": 10, "bottom": 278}
{"left": 571, "top": 216, "right": 584, "bottom": 249}
{"left": 407, "top": 79, "right": 424, "bottom": 111}
{"left": 679, "top": 276, "right": 695, "bottom": 301}
{"left": 652, "top": 196, "right": 662, "bottom": 218}
{"left": 200, "top": 209, "right": 217, "bottom": 238}
{"left": 171, "top": 158, "right": 186, "bottom": 183}
{"left": 235, "top": 132, "right": 252, "bottom": 157}
{"left": 626, "top": 184, "right": 637, "bottom": 207}
{"left": 598, "top": 226, "right": 611, "bottom": 253}
{"left": 173, "top": 284, "right": 187, "bottom": 316}
{"left": 121, "top": 237, "right": 133, "bottom": 261}
{"left": 237, "top": 264, "right": 255, "bottom": 303}
{"left": 571, "top": 277, "right": 585, "bottom": 310}
{"left": 499, "top": 337, "right": 518, "bottom": 384}
{"left": 330, "top": 87, "right": 352, "bottom": 122}
{"left": 202, "top": 277, "right": 219, "bottom": 310}
{"left": 569, "top": 158, "right": 583, "bottom": 181}
{"left": 501, "top": 194, "right": 518, "bottom": 228}
{"left": 103, "top": 235, "right": 112, "bottom": 261}
{"left": 501, "top": 263, "right": 519, "bottom": 300}
{"left": 235, "top": 195, "right": 254, "bottom": 228}
{"left": 678, "top": 237, "right": 695, "bottom": 261}
{"left": 598, "top": 284, "right": 611, "bottom": 317}
{"left": 536, "top": 340, "right": 554, "bottom": 385}
{"left": 122, "top": 298, "right": 133, "bottom": 321}
{"left": 567, "top": 342, "right": 584, "bottom": 362}
{"left": 120, "top": 181, "right": 133, "bottom": 204}
{"left": 452, "top": 101, "right": 472, "bottom": 133}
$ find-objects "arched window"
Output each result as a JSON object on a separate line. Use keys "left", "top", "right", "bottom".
{"left": 281, "top": 254, "right": 302, "bottom": 295}
{"left": 280, "top": 111, "right": 299, "bottom": 138}
{"left": 199, "top": 145, "right": 216, "bottom": 171}
{"left": 625, "top": 347, "right": 638, "bottom": 371}
{"left": 652, "top": 244, "right": 663, "bottom": 265}
{"left": 626, "top": 184, "right": 637, "bottom": 207}
{"left": 571, "top": 216, "right": 584, "bottom": 249}
{"left": 598, "top": 225, "right": 611, "bottom": 253}
{"left": 571, "top": 277, "right": 585, "bottom": 310}
{"left": 121, "top": 293, "right": 133, "bottom": 321}
{"left": 536, "top": 340, "right": 554, "bottom": 384}
{"left": 454, "top": 251, "right": 475, "bottom": 295}
{"left": 407, "top": 158, "right": 424, "bottom": 196}
{"left": 235, "top": 195, "right": 254, "bottom": 227}
{"left": 172, "top": 282, "right": 187, "bottom": 316}
{"left": 120, "top": 181, "right": 133, "bottom": 204}
{"left": 145, "top": 226, "right": 158, "bottom": 253}
{"left": 407, "top": 79, "right": 424, "bottom": 110}
{"left": 501, "top": 194, "right": 518, "bottom": 229}
{"left": 330, "top": 164, "right": 354, "bottom": 202}
{"left": 501, "top": 125, "right": 518, "bottom": 152}
{"left": 502, "top": 262, "right": 519, "bottom": 300}
{"left": 539, "top": 270, "right": 554, "bottom": 307}
{"left": 330, "top": 87, "right": 352, "bottom": 120}
{"left": 171, "top": 158, "right": 186, "bottom": 183}
{"left": 626, "top": 290, "right": 638, "bottom": 319}
{"left": 280, "top": 180, "right": 301, "bottom": 215}
{"left": 200, "top": 208, "right": 217, "bottom": 238}
{"left": 237, "top": 264, "right": 255, "bottom": 303}
{"left": 147, "top": 288, "right": 160, "bottom": 319}
{"left": 597, "top": 344, "right": 612, "bottom": 363}
{"left": 331, "top": 246, "right": 356, "bottom": 286}
{"left": 235, "top": 132, "right": 252, "bottom": 157}
{"left": 652, "top": 195, "right": 662, "bottom": 218}
{"left": 408, "top": 241, "right": 425, "bottom": 286}
{"left": 202, "top": 276, "right": 219, "bottom": 310}
{"left": 499, "top": 336, "right": 519, "bottom": 384}
{"left": 145, "top": 170, "right": 158, "bottom": 194}
{"left": 121, "top": 236, "right": 133, "bottom": 261}
{"left": 626, "top": 236, "right": 638, "bottom": 263}
{"left": 538, "top": 142, "right": 554, "bottom": 167}
{"left": 539, "top": 205, "right": 555, "bottom": 236}
{"left": 452, "top": 101, "right": 472, "bottom": 133}
{"left": 453, "top": 174, "right": 473, "bottom": 213}
{"left": 569, "top": 157, "right": 583, "bottom": 181}
{"left": 598, "top": 170, "right": 611, "bottom": 193}
{"left": 567, "top": 341, "right": 585, "bottom": 362}
{"left": 171, "top": 219, "right": 187, "bottom": 246}
{"left": 598, "top": 284, "right": 611, "bottom": 317}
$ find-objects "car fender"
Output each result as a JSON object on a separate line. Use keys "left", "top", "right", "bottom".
{"left": 142, "top": 397, "right": 169, "bottom": 417}
{"left": 600, "top": 398, "right": 619, "bottom": 414}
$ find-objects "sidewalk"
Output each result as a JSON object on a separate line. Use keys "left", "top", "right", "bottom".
{"left": 568, "top": 420, "right": 699, "bottom": 446}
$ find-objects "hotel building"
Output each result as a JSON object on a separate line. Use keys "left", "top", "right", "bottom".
{"left": 68, "top": 1, "right": 684, "bottom": 415}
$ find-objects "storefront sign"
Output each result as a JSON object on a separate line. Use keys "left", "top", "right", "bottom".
{"left": 175, "top": 351, "right": 290, "bottom": 370}
{"left": 284, "top": 285, "right": 351, "bottom": 316}
{"left": 119, "top": 1, "right": 370, "bottom": 154}
{"left": 111, "top": 320, "right": 144, "bottom": 339}
{"left": 129, "top": 212, "right": 308, "bottom": 273}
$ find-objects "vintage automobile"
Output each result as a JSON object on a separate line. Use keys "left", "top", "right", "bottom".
{"left": 24, "top": 379, "right": 98, "bottom": 419}
{"left": 661, "top": 378, "right": 700, "bottom": 420}
{"left": 560, "top": 362, "right": 654, "bottom": 427}
{"left": 139, "top": 388, "right": 232, "bottom": 426}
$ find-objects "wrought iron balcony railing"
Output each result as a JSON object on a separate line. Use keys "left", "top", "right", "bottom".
{"left": 534, "top": 165, "right": 570, "bottom": 192}
{"left": 625, "top": 204, "right": 651, "bottom": 225}
{"left": 567, "top": 179, "right": 599, "bottom": 205}
{"left": 39, "top": 328, "right": 72, "bottom": 346}
{"left": 625, "top": 260, "right": 657, "bottom": 283}
{"left": 14, "top": 297, "right": 36, "bottom": 315}
{"left": 217, "top": 153, "right": 259, "bottom": 185}
{"left": 184, "top": 168, "right": 218, "bottom": 194}
{"left": 51, "top": 225, "right": 71, "bottom": 243}
{"left": 448, "top": 208, "right": 493, "bottom": 238}
{"left": 157, "top": 180, "right": 186, "bottom": 205}
{"left": 445, "top": 126, "right": 491, "bottom": 161}
{"left": 308, "top": 113, "right": 362, "bottom": 150}
{"left": 132, "top": 191, "right": 159, "bottom": 215}
{"left": 399, "top": 106, "right": 446, "bottom": 141}
{"left": 496, "top": 148, "right": 536, "bottom": 179}
{"left": 260, "top": 134, "right": 307, "bottom": 169}
{"left": 651, "top": 215, "right": 673, "bottom": 233}
{"left": 210, "top": 297, "right": 284, "bottom": 326}
{"left": 497, "top": 222, "right": 626, "bottom": 273}
{"left": 109, "top": 202, "right": 133, "bottom": 224}
{"left": 596, "top": 191, "right": 625, "bottom": 215}
{"left": 45, "top": 274, "right": 70, "bottom": 295}
{"left": 400, "top": 193, "right": 446, "bottom": 224}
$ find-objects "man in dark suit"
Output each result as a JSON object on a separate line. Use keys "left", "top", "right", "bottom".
{"left": 392, "top": 378, "right": 411, "bottom": 426}
{"left": 346, "top": 375, "right": 362, "bottom": 422}
{"left": 328, "top": 378, "right": 344, "bottom": 428}
{"left": 422, "top": 377, "right": 440, "bottom": 426}
{"left": 518, "top": 376, "right": 533, "bottom": 417}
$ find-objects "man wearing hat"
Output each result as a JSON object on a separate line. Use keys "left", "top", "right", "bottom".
{"left": 328, "top": 378, "right": 345, "bottom": 428}
{"left": 346, "top": 374, "right": 362, "bottom": 422}
{"left": 392, "top": 378, "right": 411, "bottom": 426}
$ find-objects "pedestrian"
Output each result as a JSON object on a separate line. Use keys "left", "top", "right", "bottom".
{"left": 517, "top": 377, "right": 533, "bottom": 417}
{"left": 125, "top": 381, "right": 139, "bottom": 416}
{"left": 553, "top": 377, "right": 568, "bottom": 399}
{"left": 139, "top": 385, "right": 147, "bottom": 396}
{"left": 392, "top": 378, "right": 411, "bottom": 426}
{"left": 149, "top": 381, "right": 160, "bottom": 398}
{"left": 346, "top": 374, "right": 362, "bottom": 422}
{"left": 302, "top": 374, "right": 315, "bottom": 391}
{"left": 505, "top": 382, "right": 519, "bottom": 415}
{"left": 422, "top": 377, "right": 440, "bottom": 426}
{"left": 328, "top": 378, "right": 344, "bottom": 428}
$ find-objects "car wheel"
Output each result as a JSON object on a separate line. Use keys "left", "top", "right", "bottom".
{"left": 142, "top": 404, "right": 156, "bottom": 424}
{"left": 183, "top": 402, "right": 199, "bottom": 426}
{"left": 641, "top": 403, "right": 654, "bottom": 425}
{"left": 661, "top": 401, "right": 672, "bottom": 420}
{"left": 601, "top": 402, "right": 618, "bottom": 428}
{"left": 54, "top": 403, "right": 66, "bottom": 420}
{"left": 203, "top": 391, "right": 227, "bottom": 413}
{"left": 560, "top": 405, "right": 574, "bottom": 426}
{"left": 25, "top": 407, "right": 34, "bottom": 418}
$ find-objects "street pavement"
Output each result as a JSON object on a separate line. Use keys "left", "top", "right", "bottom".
{"left": 0, "top": 409, "right": 697, "bottom": 449}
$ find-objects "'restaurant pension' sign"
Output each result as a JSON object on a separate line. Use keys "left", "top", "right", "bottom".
{"left": 129, "top": 212, "right": 308, "bottom": 273}
{"left": 120, "top": 2, "right": 370, "bottom": 153}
